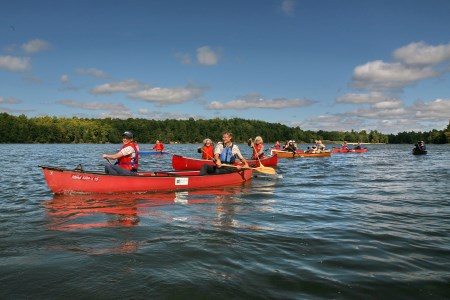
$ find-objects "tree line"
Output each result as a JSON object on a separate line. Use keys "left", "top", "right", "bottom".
{"left": 0, "top": 112, "right": 448, "bottom": 144}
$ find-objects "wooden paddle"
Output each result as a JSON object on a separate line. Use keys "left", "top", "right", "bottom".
{"left": 247, "top": 138, "right": 277, "bottom": 175}
{"left": 249, "top": 138, "right": 265, "bottom": 167}
{"left": 221, "top": 164, "right": 277, "bottom": 175}
{"left": 204, "top": 146, "right": 277, "bottom": 175}
{"left": 201, "top": 148, "right": 216, "bottom": 161}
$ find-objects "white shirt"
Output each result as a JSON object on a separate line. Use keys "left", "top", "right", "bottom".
{"left": 120, "top": 145, "right": 137, "bottom": 158}
{"left": 214, "top": 143, "right": 244, "bottom": 160}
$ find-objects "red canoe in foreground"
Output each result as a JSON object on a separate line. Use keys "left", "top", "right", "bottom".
{"left": 171, "top": 154, "right": 278, "bottom": 171}
{"left": 333, "top": 147, "right": 367, "bottom": 153}
{"left": 40, "top": 165, "right": 252, "bottom": 194}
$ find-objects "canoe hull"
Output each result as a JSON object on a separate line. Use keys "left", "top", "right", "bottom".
{"left": 172, "top": 154, "right": 278, "bottom": 170}
{"left": 40, "top": 165, "right": 252, "bottom": 194}
{"left": 333, "top": 148, "right": 367, "bottom": 153}
{"left": 412, "top": 149, "right": 427, "bottom": 155}
{"left": 270, "top": 149, "right": 331, "bottom": 158}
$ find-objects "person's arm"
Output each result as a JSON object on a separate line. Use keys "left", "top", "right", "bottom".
{"left": 234, "top": 146, "right": 249, "bottom": 168}
{"left": 103, "top": 149, "right": 126, "bottom": 160}
{"left": 214, "top": 144, "right": 223, "bottom": 167}
{"left": 259, "top": 145, "right": 264, "bottom": 155}
{"left": 240, "top": 156, "right": 249, "bottom": 168}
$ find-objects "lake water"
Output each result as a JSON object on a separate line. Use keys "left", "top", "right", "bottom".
{"left": 1, "top": 143, "right": 449, "bottom": 299}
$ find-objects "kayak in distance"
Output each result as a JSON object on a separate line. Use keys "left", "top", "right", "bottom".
{"left": 333, "top": 147, "right": 367, "bottom": 153}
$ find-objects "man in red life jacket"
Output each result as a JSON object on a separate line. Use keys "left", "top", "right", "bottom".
{"left": 102, "top": 131, "right": 139, "bottom": 175}
{"left": 152, "top": 140, "right": 164, "bottom": 151}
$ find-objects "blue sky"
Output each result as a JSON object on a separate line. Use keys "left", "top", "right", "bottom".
{"left": 1, "top": 0, "right": 450, "bottom": 134}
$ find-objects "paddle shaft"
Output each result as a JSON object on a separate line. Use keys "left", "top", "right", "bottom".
{"left": 221, "top": 164, "right": 276, "bottom": 175}
{"left": 250, "top": 138, "right": 264, "bottom": 167}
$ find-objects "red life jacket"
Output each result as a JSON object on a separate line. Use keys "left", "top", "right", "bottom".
{"left": 251, "top": 143, "right": 264, "bottom": 159}
{"left": 201, "top": 145, "right": 214, "bottom": 160}
{"left": 153, "top": 143, "right": 164, "bottom": 151}
{"left": 117, "top": 142, "right": 139, "bottom": 171}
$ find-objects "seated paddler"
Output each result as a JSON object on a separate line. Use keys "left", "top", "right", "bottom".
{"left": 200, "top": 132, "right": 249, "bottom": 175}
{"left": 102, "top": 131, "right": 139, "bottom": 175}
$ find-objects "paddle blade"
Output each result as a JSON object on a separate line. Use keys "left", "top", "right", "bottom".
{"left": 254, "top": 166, "right": 276, "bottom": 175}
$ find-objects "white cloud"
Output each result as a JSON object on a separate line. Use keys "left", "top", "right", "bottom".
{"left": 197, "top": 46, "right": 219, "bottom": 66}
{"left": 336, "top": 92, "right": 397, "bottom": 104}
{"left": 281, "top": 0, "right": 295, "bottom": 16}
{"left": 410, "top": 98, "right": 450, "bottom": 119}
{"left": 0, "top": 55, "right": 31, "bottom": 72}
{"left": 0, "top": 97, "right": 21, "bottom": 104}
{"left": 176, "top": 52, "right": 192, "bottom": 65}
{"left": 351, "top": 42, "right": 450, "bottom": 92}
{"left": 91, "top": 80, "right": 141, "bottom": 94}
{"left": 129, "top": 86, "right": 204, "bottom": 105}
{"left": 294, "top": 115, "right": 364, "bottom": 132}
{"left": 394, "top": 41, "right": 450, "bottom": 66}
{"left": 57, "top": 99, "right": 133, "bottom": 119}
{"left": 60, "top": 74, "right": 69, "bottom": 83}
{"left": 22, "top": 39, "right": 50, "bottom": 54}
{"left": 208, "top": 94, "right": 316, "bottom": 110}
{"left": 138, "top": 108, "right": 201, "bottom": 120}
{"left": 76, "top": 68, "right": 110, "bottom": 78}
{"left": 352, "top": 60, "right": 439, "bottom": 91}
{"left": 371, "top": 100, "right": 403, "bottom": 109}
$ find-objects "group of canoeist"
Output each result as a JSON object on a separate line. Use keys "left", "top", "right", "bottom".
{"left": 272, "top": 139, "right": 328, "bottom": 153}
{"left": 103, "top": 130, "right": 252, "bottom": 176}
{"left": 102, "top": 130, "right": 429, "bottom": 176}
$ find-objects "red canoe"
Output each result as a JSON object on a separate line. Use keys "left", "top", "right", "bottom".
{"left": 333, "top": 147, "right": 367, "bottom": 153}
{"left": 171, "top": 154, "right": 278, "bottom": 171}
{"left": 40, "top": 165, "right": 252, "bottom": 194}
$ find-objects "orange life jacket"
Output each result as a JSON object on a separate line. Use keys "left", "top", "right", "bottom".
{"left": 153, "top": 143, "right": 164, "bottom": 151}
{"left": 251, "top": 143, "right": 264, "bottom": 159}
{"left": 117, "top": 142, "right": 139, "bottom": 171}
{"left": 201, "top": 145, "right": 214, "bottom": 160}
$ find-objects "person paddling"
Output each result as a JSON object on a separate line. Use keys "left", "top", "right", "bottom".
{"left": 200, "top": 132, "right": 249, "bottom": 175}
{"left": 197, "top": 138, "right": 214, "bottom": 159}
{"left": 102, "top": 131, "right": 139, "bottom": 175}
{"left": 248, "top": 136, "right": 265, "bottom": 159}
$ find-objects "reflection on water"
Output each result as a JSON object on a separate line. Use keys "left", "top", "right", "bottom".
{"left": 43, "top": 183, "right": 256, "bottom": 232}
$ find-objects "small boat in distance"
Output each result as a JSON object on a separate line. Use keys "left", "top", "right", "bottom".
{"left": 333, "top": 147, "right": 367, "bottom": 153}
{"left": 412, "top": 148, "right": 427, "bottom": 155}
{"left": 270, "top": 149, "right": 331, "bottom": 158}
{"left": 39, "top": 165, "right": 252, "bottom": 194}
